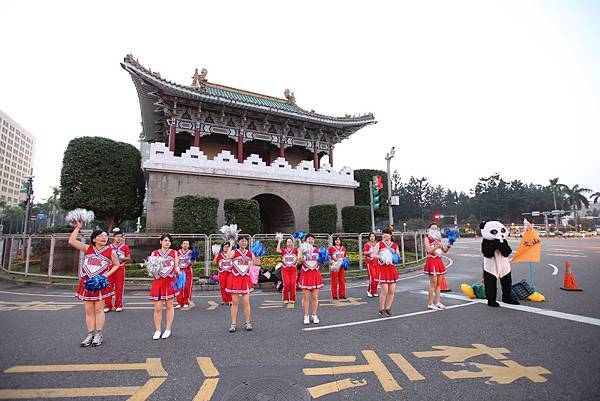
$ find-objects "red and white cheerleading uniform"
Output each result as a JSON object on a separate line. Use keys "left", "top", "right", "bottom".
{"left": 376, "top": 241, "right": 399, "bottom": 283}
{"left": 216, "top": 252, "right": 232, "bottom": 303}
{"left": 424, "top": 237, "right": 447, "bottom": 275}
{"left": 298, "top": 248, "right": 324, "bottom": 290}
{"left": 363, "top": 241, "right": 379, "bottom": 296}
{"left": 149, "top": 249, "right": 179, "bottom": 301}
{"left": 104, "top": 242, "right": 130, "bottom": 309}
{"left": 329, "top": 246, "right": 346, "bottom": 299}
{"left": 280, "top": 248, "right": 298, "bottom": 302}
{"left": 176, "top": 248, "right": 194, "bottom": 306}
{"left": 75, "top": 245, "right": 115, "bottom": 301}
{"left": 226, "top": 248, "right": 255, "bottom": 294}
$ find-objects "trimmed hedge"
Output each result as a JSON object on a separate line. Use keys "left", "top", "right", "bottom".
{"left": 172, "top": 196, "right": 218, "bottom": 234}
{"left": 354, "top": 169, "right": 388, "bottom": 217}
{"left": 224, "top": 198, "right": 261, "bottom": 235}
{"left": 309, "top": 204, "right": 337, "bottom": 233}
{"left": 342, "top": 206, "right": 371, "bottom": 233}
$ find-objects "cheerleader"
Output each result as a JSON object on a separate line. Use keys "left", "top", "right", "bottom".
{"left": 363, "top": 232, "right": 379, "bottom": 298}
{"left": 225, "top": 235, "right": 260, "bottom": 332}
{"left": 104, "top": 227, "right": 130, "bottom": 313}
{"left": 68, "top": 222, "right": 120, "bottom": 347}
{"left": 297, "top": 234, "right": 323, "bottom": 324}
{"left": 276, "top": 237, "right": 298, "bottom": 304}
{"left": 176, "top": 240, "right": 194, "bottom": 309}
{"left": 329, "top": 236, "right": 347, "bottom": 300}
{"left": 424, "top": 223, "right": 450, "bottom": 310}
{"left": 213, "top": 242, "right": 232, "bottom": 305}
{"left": 374, "top": 228, "right": 401, "bottom": 317}
{"left": 150, "top": 234, "right": 180, "bottom": 340}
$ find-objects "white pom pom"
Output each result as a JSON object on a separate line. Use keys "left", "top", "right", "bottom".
{"left": 380, "top": 248, "right": 393, "bottom": 265}
{"left": 145, "top": 256, "right": 163, "bottom": 277}
{"left": 300, "top": 242, "right": 314, "bottom": 256}
{"left": 219, "top": 224, "right": 240, "bottom": 241}
{"left": 211, "top": 244, "right": 221, "bottom": 255}
{"left": 275, "top": 232, "right": 284, "bottom": 242}
{"left": 65, "top": 208, "right": 95, "bottom": 226}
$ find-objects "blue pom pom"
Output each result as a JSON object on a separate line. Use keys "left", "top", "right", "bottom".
{"left": 317, "top": 247, "right": 330, "bottom": 264}
{"left": 171, "top": 272, "right": 187, "bottom": 290}
{"left": 190, "top": 248, "right": 200, "bottom": 261}
{"left": 251, "top": 241, "right": 266, "bottom": 257}
{"left": 84, "top": 275, "right": 110, "bottom": 292}
{"left": 342, "top": 258, "right": 350, "bottom": 270}
{"left": 446, "top": 229, "right": 459, "bottom": 245}
{"left": 294, "top": 231, "right": 306, "bottom": 240}
{"left": 392, "top": 253, "right": 400, "bottom": 264}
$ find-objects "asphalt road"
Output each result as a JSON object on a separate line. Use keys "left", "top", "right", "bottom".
{"left": 0, "top": 237, "right": 599, "bottom": 401}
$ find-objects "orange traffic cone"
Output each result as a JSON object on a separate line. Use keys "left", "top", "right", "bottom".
{"left": 440, "top": 275, "right": 451, "bottom": 292}
{"left": 560, "top": 261, "right": 582, "bottom": 291}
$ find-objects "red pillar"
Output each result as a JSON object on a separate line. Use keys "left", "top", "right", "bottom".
{"left": 279, "top": 141, "right": 285, "bottom": 158}
{"left": 237, "top": 133, "right": 244, "bottom": 162}
{"left": 313, "top": 146, "right": 320, "bottom": 170}
{"left": 193, "top": 129, "right": 201, "bottom": 148}
{"left": 168, "top": 125, "right": 176, "bottom": 152}
{"left": 329, "top": 145, "right": 333, "bottom": 167}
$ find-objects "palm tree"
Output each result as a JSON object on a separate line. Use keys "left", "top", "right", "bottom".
{"left": 561, "top": 184, "right": 591, "bottom": 227}
{"left": 549, "top": 178, "right": 562, "bottom": 227}
{"left": 47, "top": 186, "right": 61, "bottom": 227}
{"left": 591, "top": 191, "right": 600, "bottom": 204}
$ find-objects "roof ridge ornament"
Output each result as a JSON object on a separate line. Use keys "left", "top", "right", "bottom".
{"left": 284, "top": 89, "right": 296, "bottom": 104}
{"left": 191, "top": 68, "right": 208, "bottom": 90}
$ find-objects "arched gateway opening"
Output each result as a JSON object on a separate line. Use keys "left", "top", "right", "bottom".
{"left": 252, "top": 194, "right": 295, "bottom": 234}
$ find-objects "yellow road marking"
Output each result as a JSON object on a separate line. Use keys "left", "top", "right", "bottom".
{"left": 413, "top": 344, "right": 510, "bottom": 362}
{"left": 192, "top": 378, "right": 219, "bottom": 401}
{"left": 197, "top": 357, "right": 219, "bottom": 378}
{"left": 304, "top": 353, "right": 357, "bottom": 363}
{"left": 0, "top": 378, "right": 166, "bottom": 400}
{"left": 388, "top": 353, "right": 425, "bottom": 381}
{"left": 5, "top": 358, "right": 168, "bottom": 377}
{"left": 307, "top": 378, "right": 367, "bottom": 399}
{"left": 443, "top": 360, "right": 551, "bottom": 384}
{"left": 303, "top": 350, "right": 401, "bottom": 392}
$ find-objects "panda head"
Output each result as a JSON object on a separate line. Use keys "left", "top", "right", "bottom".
{"left": 479, "top": 221, "right": 508, "bottom": 242}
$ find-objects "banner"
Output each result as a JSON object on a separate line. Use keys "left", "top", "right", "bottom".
{"left": 511, "top": 219, "right": 541, "bottom": 264}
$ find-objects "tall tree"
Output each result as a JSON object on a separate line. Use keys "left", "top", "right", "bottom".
{"left": 560, "top": 184, "right": 591, "bottom": 226}
{"left": 591, "top": 191, "right": 600, "bottom": 204}
{"left": 60, "top": 137, "right": 146, "bottom": 230}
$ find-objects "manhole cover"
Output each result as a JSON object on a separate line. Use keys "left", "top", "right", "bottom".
{"left": 220, "top": 377, "right": 311, "bottom": 401}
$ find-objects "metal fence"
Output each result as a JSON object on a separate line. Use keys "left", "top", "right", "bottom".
{"left": 0, "top": 231, "right": 427, "bottom": 282}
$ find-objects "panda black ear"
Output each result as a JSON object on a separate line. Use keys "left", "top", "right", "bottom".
{"left": 479, "top": 221, "right": 487, "bottom": 230}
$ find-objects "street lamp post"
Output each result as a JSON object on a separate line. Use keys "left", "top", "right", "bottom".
{"left": 385, "top": 146, "right": 395, "bottom": 229}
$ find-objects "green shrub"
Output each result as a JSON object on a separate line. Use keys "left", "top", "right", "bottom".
{"left": 172, "top": 196, "right": 218, "bottom": 234}
{"left": 309, "top": 204, "right": 337, "bottom": 233}
{"left": 224, "top": 199, "right": 260, "bottom": 235}
{"left": 342, "top": 206, "right": 371, "bottom": 233}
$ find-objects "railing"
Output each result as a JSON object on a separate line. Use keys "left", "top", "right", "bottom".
{"left": 0, "top": 231, "right": 427, "bottom": 282}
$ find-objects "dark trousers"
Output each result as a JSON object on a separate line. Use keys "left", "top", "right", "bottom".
{"left": 483, "top": 270, "right": 514, "bottom": 302}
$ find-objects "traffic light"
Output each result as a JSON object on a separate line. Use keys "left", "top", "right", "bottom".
{"left": 372, "top": 176, "right": 381, "bottom": 210}
{"left": 18, "top": 178, "right": 33, "bottom": 210}
{"left": 434, "top": 214, "right": 441, "bottom": 221}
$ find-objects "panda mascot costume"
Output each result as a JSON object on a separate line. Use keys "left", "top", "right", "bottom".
{"left": 479, "top": 221, "right": 520, "bottom": 307}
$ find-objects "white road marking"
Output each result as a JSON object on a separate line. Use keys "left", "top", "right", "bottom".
{"left": 419, "top": 291, "right": 600, "bottom": 327}
{"left": 548, "top": 264, "right": 559, "bottom": 276}
{"left": 455, "top": 254, "right": 481, "bottom": 258}
{"left": 547, "top": 253, "right": 586, "bottom": 258}
{"left": 303, "top": 301, "right": 478, "bottom": 331}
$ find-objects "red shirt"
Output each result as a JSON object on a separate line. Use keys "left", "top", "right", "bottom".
{"left": 151, "top": 248, "right": 177, "bottom": 278}
{"left": 363, "top": 241, "right": 377, "bottom": 263}
{"left": 378, "top": 241, "right": 398, "bottom": 266}
{"left": 216, "top": 252, "right": 232, "bottom": 273}
{"left": 81, "top": 245, "right": 114, "bottom": 278}
{"left": 178, "top": 249, "right": 193, "bottom": 269}
{"left": 111, "top": 242, "right": 130, "bottom": 269}
{"left": 280, "top": 248, "right": 298, "bottom": 268}
{"left": 426, "top": 237, "right": 443, "bottom": 259}
{"left": 231, "top": 248, "right": 254, "bottom": 276}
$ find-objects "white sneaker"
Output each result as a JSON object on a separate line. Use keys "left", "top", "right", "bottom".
{"left": 182, "top": 304, "right": 189, "bottom": 309}
{"left": 152, "top": 331, "right": 161, "bottom": 340}
{"left": 373, "top": 293, "right": 379, "bottom": 297}
{"left": 161, "top": 330, "right": 171, "bottom": 339}
{"left": 436, "top": 303, "right": 446, "bottom": 310}
{"left": 175, "top": 305, "right": 181, "bottom": 309}
{"left": 284, "top": 300, "right": 289, "bottom": 304}
{"left": 115, "top": 307, "right": 123, "bottom": 312}
{"left": 103, "top": 307, "right": 111, "bottom": 313}
{"left": 303, "top": 315, "right": 310, "bottom": 325}
{"left": 427, "top": 304, "right": 440, "bottom": 311}
{"left": 367, "top": 290, "right": 373, "bottom": 298}
{"left": 312, "top": 314, "right": 320, "bottom": 324}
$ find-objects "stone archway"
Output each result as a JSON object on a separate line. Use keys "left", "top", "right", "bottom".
{"left": 252, "top": 194, "right": 295, "bottom": 233}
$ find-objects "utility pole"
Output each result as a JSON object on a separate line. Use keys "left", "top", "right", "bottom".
{"left": 369, "top": 181, "right": 376, "bottom": 233}
{"left": 385, "top": 146, "right": 395, "bottom": 228}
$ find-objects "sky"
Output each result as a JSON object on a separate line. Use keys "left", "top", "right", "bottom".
{"left": 1, "top": 0, "right": 599, "bottom": 201}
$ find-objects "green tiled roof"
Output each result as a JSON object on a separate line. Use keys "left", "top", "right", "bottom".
{"left": 205, "top": 87, "right": 298, "bottom": 113}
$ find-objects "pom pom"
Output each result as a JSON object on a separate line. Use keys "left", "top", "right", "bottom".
{"left": 275, "top": 232, "right": 284, "bottom": 242}
{"left": 275, "top": 262, "right": 282, "bottom": 270}
{"left": 249, "top": 265, "right": 260, "bottom": 284}
{"left": 114, "top": 248, "right": 125, "bottom": 263}
{"left": 83, "top": 275, "right": 109, "bottom": 292}
{"left": 65, "top": 208, "right": 95, "bottom": 226}
{"left": 190, "top": 248, "right": 200, "bottom": 261}
{"left": 342, "top": 258, "right": 350, "bottom": 270}
{"left": 380, "top": 248, "right": 393, "bottom": 265}
{"left": 317, "top": 247, "right": 330, "bottom": 264}
{"left": 300, "top": 242, "right": 314, "bottom": 256}
{"left": 392, "top": 253, "right": 400, "bottom": 264}
{"left": 211, "top": 244, "right": 221, "bottom": 255}
{"left": 219, "top": 224, "right": 240, "bottom": 241}
{"left": 294, "top": 231, "right": 306, "bottom": 240}
{"left": 461, "top": 283, "right": 476, "bottom": 299}
{"left": 251, "top": 240, "right": 266, "bottom": 257}
{"left": 210, "top": 274, "right": 219, "bottom": 283}
{"left": 446, "top": 229, "right": 459, "bottom": 245}
{"left": 171, "top": 272, "right": 187, "bottom": 290}
{"left": 145, "top": 255, "right": 163, "bottom": 277}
